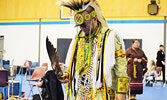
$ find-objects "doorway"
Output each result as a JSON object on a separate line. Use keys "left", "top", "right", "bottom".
{"left": 0, "top": 36, "right": 4, "bottom": 68}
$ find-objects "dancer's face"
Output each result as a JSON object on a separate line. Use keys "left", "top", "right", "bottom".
{"left": 79, "top": 7, "right": 97, "bottom": 36}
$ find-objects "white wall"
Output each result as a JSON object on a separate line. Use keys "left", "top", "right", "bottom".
{"left": 0, "top": 22, "right": 164, "bottom": 70}
{"left": 40, "top": 24, "right": 76, "bottom": 70}
{"left": 109, "top": 23, "right": 164, "bottom": 63}
{"left": 0, "top": 25, "right": 39, "bottom": 65}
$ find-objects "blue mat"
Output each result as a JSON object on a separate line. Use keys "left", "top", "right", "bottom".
{"left": 1, "top": 74, "right": 167, "bottom": 100}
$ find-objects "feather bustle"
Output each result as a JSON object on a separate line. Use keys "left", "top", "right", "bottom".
{"left": 57, "top": 0, "right": 92, "bottom": 11}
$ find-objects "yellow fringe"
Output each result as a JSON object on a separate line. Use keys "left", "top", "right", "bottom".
{"left": 133, "top": 63, "right": 137, "bottom": 78}
{"left": 142, "top": 57, "right": 147, "bottom": 62}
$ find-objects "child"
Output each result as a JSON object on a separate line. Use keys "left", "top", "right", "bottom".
{"left": 144, "top": 60, "right": 159, "bottom": 86}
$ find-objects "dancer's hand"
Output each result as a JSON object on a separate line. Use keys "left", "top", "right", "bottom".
{"left": 138, "top": 59, "right": 142, "bottom": 63}
{"left": 60, "top": 73, "right": 69, "bottom": 83}
{"left": 115, "top": 93, "right": 126, "bottom": 100}
{"left": 59, "top": 63, "right": 64, "bottom": 71}
{"left": 134, "top": 58, "right": 138, "bottom": 62}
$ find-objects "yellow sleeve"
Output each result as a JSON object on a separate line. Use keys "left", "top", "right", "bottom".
{"left": 111, "top": 33, "right": 130, "bottom": 93}
{"left": 114, "top": 33, "right": 128, "bottom": 78}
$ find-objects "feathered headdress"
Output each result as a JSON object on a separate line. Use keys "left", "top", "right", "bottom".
{"left": 57, "top": 0, "right": 93, "bottom": 12}
{"left": 57, "top": 0, "right": 108, "bottom": 27}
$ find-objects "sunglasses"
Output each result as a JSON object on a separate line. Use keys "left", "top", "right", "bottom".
{"left": 74, "top": 11, "right": 96, "bottom": 26}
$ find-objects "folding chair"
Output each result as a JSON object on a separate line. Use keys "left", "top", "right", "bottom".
{"left": 29, "top": 62, "right": 39, "bottom": 75}
{"left": 0, "top": 70, "right": 8, "bottom": 100}
{"left": 24, "top": 67, "right": 46, "bottom": 100}
{"left": 41, "top": 63, "right": 48, "bottom": 71}
{"left": 145, "top": 76, "right": 154, "bottom": 86}
{"left": 154, "top": 71, "right": 164, "bottom": 86}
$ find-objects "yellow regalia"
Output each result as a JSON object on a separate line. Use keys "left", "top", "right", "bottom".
{"left": 57, "top": 0, "right": 130, "bottom": 100}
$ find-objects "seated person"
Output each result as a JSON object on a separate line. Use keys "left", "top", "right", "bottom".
{"left": 144, "top": 60, "right": 160, "bottom": 86}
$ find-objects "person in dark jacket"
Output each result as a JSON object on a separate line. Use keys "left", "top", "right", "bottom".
{"left": 156, "top": 44, "right": 165, "bottom": 84}
{"left": 126, "top": 39, "right": 148, "bottom": 99}
{"left": 41, "top": 70, "right": 64, "bottom": 100}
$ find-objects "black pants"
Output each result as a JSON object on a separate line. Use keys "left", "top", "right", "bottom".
{"left": 162, "top": 66, "right": 166, "bottom": 83}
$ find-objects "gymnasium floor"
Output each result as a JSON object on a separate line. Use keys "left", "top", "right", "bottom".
{"left": 1, "top": 74, "right": 167, "bottom": 100}
{"left": 136, "top": 83, "right": 167, "bottom": 100}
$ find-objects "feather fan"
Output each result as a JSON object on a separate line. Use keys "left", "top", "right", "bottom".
{"left": 46, "top": 36, "right": 63, "bottom": 80}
